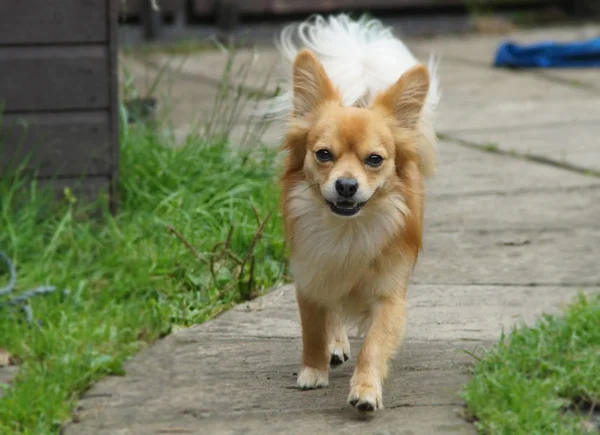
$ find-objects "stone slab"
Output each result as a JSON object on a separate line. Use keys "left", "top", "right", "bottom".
{"left": 416, "top": 227, "right": 600, "bottom": 285}
{"left": 430, "top": 61, "right": 600, "bottom": 132}
{"left": 538, "top": 68, "right": 600, "bottom": 91}
{"left": 71, "top": 401, "right": 473, "bottom": 435}
{"left": 410, "top": 24, "right": 600, "bottom": 65}
{"left": 436, "top": 96, "right": 600, "bottom": 133}
{"left": 434, "top": 60, "right": 592, "bottom": 103}
{"left": 68, "top": 337, "right": 474, "bottom": 435}
{"left": 150, "top": 49, "right": 281, "bottom": 96}
{"left": 450, "top": 122, "right": 600, "bottom": 173}
{"left": 184, "top": 283, "right": 597, "bottom": 342}
{"left": 407, "top": 285, "right": 598, "bottom": 342}
{"left": 430, "top": 141, "right": 600, "bottom": 196}
{"left": 427, "top": 186, "right": 600, "bottom": 230}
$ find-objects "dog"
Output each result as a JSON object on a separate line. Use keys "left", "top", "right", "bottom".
{"left": 262, "top": 14, "right": 440, "bottom": 412}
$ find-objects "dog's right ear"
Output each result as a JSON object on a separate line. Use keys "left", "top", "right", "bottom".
{"left": 292, "top": 49, "right": 338, "bottom": 119}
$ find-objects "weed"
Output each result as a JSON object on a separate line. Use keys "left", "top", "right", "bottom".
{"left": 0, "top": 44, "right": 285, "bottom": 433}
{"left": 462, "top": 292, "right": 600, "bottom": 434}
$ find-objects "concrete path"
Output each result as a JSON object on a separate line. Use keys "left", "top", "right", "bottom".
{"left": 69, "top": 25, "right": 600, "bottom": 434}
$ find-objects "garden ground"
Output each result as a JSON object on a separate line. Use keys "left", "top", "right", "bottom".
{"left": 2, "top": 23, "right": 600, "bottom": 434}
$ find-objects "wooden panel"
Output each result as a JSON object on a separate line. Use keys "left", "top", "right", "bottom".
{"left": 1, "top": 112, "right": 112, "bottom": 178}
{"left": 108, "top": 0, "right": 121, "bottom": 213}
{"left": 0, "top": 0, "right": 107, "bottom": 45}
{"left": 0, "top": 46, "right": 108, "bottom": 112}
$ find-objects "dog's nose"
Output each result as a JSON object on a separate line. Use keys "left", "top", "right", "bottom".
{"left": 335, "top": 178, "right": 359, "bottom": 198}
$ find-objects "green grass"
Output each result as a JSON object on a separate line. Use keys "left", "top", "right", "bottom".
{"left": 0, "top": 122, "right": 286, "bottom": 433}
{"left": 462, "top": 292, "right": 600, "bottom": 434}
{"left": 482, "top": 142, "right": 499, "bottom": 153}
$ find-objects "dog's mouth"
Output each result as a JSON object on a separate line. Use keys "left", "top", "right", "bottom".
{"left": 326, "top": 200, "right": 365, "bottom": 217}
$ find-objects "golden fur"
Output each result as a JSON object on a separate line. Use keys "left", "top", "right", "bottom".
{"left": 280, "top": 48, "right": 432, "bottom": 411}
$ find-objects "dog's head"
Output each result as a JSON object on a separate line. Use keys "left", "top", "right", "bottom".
{"left": 284, "top": 49, "right": 429, "bottom": 218}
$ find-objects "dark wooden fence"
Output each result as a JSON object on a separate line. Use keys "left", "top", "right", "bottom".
{"left": 0, "top": 0, "right": 120, "bottom": 209}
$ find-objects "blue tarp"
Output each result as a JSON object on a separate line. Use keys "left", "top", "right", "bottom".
{"left": 493, "top": 37, "right": 600, "bottom": 68}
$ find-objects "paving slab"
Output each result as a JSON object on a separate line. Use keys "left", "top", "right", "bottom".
{"left": 434, "top": 60, "right": 592, "bottom": 102}
{"left": 437, "top": 96, "right": 600, "bottom": 132}
{"left": 73, "top": 396, "right": 473, "bottom": 435}
{"left": 416, "top": 227, "right": 600, "bottom": 286}
{"left": 538, "top": 68, "right": 600, "bottom": 91}
{"left": 427, "top": 186, "right": 600, "bottom": 231}
{"left": 175, "top": 283, "right": 596, "bottom": 342}
{"left": 120, "top": 55, "right": 220, "bottom": 127}
{"left": 430, "top": 141, "right": 600, "bottom": 196}
{"left": 149, "top": 49, "right": 282, "bottom": 96}
{"left": 121, "top": 53, "right": 283, "bottom": 147}
{"left": 410, "top": 24, "right": 600, "bottom": 65}
{"left": 70, "top": 330, "right": 474, "bottom": 434}
{"left": 450, "top": 122, "right": 600, "bottom": 173}
{"left": 427, "top": 57, "right": 600, "bottom": 132}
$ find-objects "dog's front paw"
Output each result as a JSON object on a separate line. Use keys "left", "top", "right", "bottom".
{"left": 329, "top": 336, "right": 351, "bottom": 366}
{"left": 297, "top": 366, "right": 329, "bottom": 390}
{"left": 347, "top": 379, "right": 383, "bottom": 412}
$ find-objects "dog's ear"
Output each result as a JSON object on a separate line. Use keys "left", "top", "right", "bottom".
{"left": 373, "top": 64, "right": 429, "bottom": 130}
{"left": 292, "top": 49, "right": 338, "bottom": 119}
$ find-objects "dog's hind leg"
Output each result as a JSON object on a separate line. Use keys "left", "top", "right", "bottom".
{"left": 327, "top": 309, "right": 351, "bottom": 366}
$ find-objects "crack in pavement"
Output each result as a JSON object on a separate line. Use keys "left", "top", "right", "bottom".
{"left": 425, "top": 227, "right": 600, "bottom": 234}
{"left": 438, "top": 118, "right": 600, "bottom": 135}
{"left": 411, "top": 281, "right": 600, "bottom": 287}
{"left": 439, "top": 133, "right": 600, "bottom": 178}
{"left": 179, "top": 402, "right": 467, "bottom": 420}
{"left": 429, "top": 183, "right": 600, "bottom": 200}
{"left": 425, "top": 227, "right": 598, "bottom": 235}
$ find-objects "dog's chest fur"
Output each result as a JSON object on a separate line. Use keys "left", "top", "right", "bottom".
{"left": 286, "top": 182, "right": 410, "bottom": 310}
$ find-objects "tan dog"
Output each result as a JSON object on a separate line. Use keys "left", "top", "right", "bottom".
{"left": 263, "top": 14, "right": 439, "bottom": 412}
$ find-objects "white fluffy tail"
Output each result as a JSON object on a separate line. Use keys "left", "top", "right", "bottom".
{"left": 260, "top": 14, "right": 440, "bottom": 176}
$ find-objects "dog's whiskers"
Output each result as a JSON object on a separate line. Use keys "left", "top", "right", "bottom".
{"left": 299, "top": 182, "right": 318, "bottom": 195}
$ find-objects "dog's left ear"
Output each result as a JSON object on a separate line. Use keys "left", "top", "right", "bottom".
{"left": 373, "top": 64, "right": 429, "bottom": 130}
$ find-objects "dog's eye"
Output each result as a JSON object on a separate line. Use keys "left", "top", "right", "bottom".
{"left": 315, "top": 149, "right": 333, "bottom": 162}
{"left": 366, "top": 154, "right": 384, "bottom": 167}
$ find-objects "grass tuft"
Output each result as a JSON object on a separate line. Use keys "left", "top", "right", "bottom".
{"left": 462, "top": 292, "right": 600, "bottom": 434}
{"left": 0, "top": 122, "right": 286, "bottom": 433}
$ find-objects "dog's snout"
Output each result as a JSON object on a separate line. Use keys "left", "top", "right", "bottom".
{"left": 335, "top": 178, "right": 359, "bottom": 198}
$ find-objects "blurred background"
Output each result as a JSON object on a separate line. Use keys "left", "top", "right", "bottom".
{"left": 119, "top": 0, "right": 600, "bottom": 43}
{"left": 117, "top": 0, "right": 600, "bottom": 149}
{"left": 1, "top": 1, "right": 599, "bottom": 433}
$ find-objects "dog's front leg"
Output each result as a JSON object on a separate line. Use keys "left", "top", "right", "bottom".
{"left": 296, "top": 291, "right": 330, "bottom": 389}
{"left": 348, "top": 295, "right": 407, "bottom": 411}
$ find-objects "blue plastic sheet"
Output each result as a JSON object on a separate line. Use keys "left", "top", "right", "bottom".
{"left": 494, "top": 37, "right": 600, "bottom": 68}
